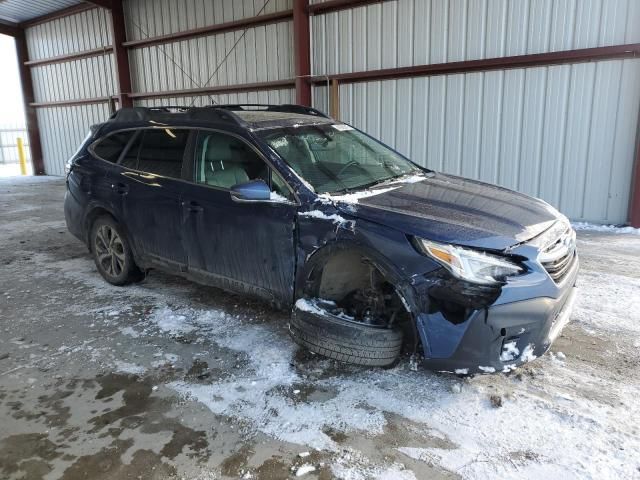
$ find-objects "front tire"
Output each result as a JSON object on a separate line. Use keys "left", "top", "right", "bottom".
{"left": 90, "top": 216, "right": 141, "bottom": 286}
{"left": 290, "top": 307, "right": 404, "bottom": 367}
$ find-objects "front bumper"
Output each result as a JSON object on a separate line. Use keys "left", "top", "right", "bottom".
{"left": 415, "top": 254, "right": 579, "bottom": 375}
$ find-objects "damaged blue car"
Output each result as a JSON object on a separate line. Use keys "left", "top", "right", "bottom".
{"left": 64, "top": 104, "right": 579, "bottom": 374}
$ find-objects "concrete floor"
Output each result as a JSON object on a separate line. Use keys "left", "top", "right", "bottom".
{"left": 1, "top": 176, "right": 639, "bottom": 480}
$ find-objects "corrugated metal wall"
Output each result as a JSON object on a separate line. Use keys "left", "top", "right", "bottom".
{"left": 311, "top": 0, "right": 640, "bottom": 223}
{"left": 124, "top": 0, "right": 294, "bottom": 105}
{"left": 25, "top": 8, "right": 115, "bottom": 176}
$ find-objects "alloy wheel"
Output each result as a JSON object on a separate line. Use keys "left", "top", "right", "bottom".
{"left": 94, "top": 224, "right": 126, "bottom": 277}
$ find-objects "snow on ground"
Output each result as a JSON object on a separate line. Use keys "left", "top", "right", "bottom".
{"left": 26, "top": 232, "right": 640, "bottom": 480}
{"left": 573, "top": 222, "right": 640, "bottom": 235}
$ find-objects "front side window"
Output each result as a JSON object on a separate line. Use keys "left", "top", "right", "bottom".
{"left": 194, "top": 131, "right": 293, "bottom": 200}
{"left": 258, "top": 124, "right": 422, "bottom": 194}
{"left": 92, "top": 131, "right": 136, "bottom": 163}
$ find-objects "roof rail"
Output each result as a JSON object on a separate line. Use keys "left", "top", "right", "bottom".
{"left": 215, "top": 104, "right": 330, "bottom": 118}
{"left": 107, "top": 103, "right": 328, "bottom": 125}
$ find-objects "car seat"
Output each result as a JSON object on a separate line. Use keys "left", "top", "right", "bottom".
{"left": 200, "top": 135, "right": 250, "bottom": 188}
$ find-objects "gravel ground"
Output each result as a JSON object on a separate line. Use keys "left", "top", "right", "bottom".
{"left": 0, "top": 176, "right": 639, "bottom": 480}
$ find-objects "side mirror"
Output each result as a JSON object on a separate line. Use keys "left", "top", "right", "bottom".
{"left": 230, "top": 179, "right": 271, "bottom": 202}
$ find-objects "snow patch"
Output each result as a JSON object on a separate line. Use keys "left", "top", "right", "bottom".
{"left": 500, "top": 341, "right": 519, "bottom": 362}
{"left": 478, "top": 366, "right": 496, "bottom": 373}
{"left": 520, "top": 344, "right": 537, "bottom": 363}
{"left": 113, "top": 361, "right": 146, "bottom": 375}
{"left": 120, "top": 326, "right": 140, "bottom": 338}
{"left": 572, "top": 222, "right": 640, "bottom": 235}
{"left": 298, "top": 210, "right": 352, "bottom": 226}
{"left": 295, "top": 464, "right": 316, "bottom": 476}
{"left": 318, "top": 186, "right": 400, "bottom": 204}
{"left": 270, "top": 191, "right": 289, "bottom": 202}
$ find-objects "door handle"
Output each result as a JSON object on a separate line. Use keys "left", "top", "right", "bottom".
{"left": 182, "top": 201, "right": 203, "bottom": 213}
{"left": 112, "top": 182, "right": 129, "bottom": 195}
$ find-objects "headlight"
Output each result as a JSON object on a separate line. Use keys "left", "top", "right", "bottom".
{"left": 413, "top": 238, "right": 523, "bottom": 285}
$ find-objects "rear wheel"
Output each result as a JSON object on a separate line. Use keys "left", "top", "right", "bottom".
{"left": 90, "top": 216, "right": 142, "bottom": 285}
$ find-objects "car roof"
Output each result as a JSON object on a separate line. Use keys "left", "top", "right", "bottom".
{"left": 103, "top": 104, "right": 334, "bottom": 131}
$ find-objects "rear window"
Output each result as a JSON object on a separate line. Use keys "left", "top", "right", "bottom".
{"left": 136, "top": 129, "right": 189, "bottom": 179}
{"left": 92, "top": 131, "right": 135, "bottom": 163}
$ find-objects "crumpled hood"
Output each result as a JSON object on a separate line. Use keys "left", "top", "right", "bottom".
{"left": 335, "top": 173, "right": 561, "bottom": 250}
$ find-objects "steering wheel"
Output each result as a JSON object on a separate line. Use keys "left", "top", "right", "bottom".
{"left": 337, "top": 160, "right": 362, "bottom": 177}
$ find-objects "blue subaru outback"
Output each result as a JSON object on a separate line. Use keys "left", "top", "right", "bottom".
{"left": 64, "top": 104, "right": 578, "bottom": 374}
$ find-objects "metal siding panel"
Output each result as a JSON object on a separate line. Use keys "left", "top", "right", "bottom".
{"left": 410, "top": 77, "right": 428, "bottom": 167}
{"left": 314, "top": 0, "right": 639, "bottom": 75}
{"left": 518, "top": 67, "right": 547, "bottom": 197}
{"left": 379, "top": 80, "right": 396, "bottom": 147}
{"left": 461, "top": 72, "right": 483, "bottom": 179}
{"left": 447, "top": 0, "right": 467, "bottom": 62}
{"left": 443, "top": 74, "right": 464, "bottom": 175}
{"left": 427, "top": 76, "right": 445, "bottom": 171}
{"left": 607, "top": 59, "right": 640, "bottom": 223}
{"left": 496, "top": 70, "right": 523, "bottom": 190}
{"left": 538, "top": 64, "right": 571, "bottom": 207}
{"left": 479, "top": 70, "right": 504, "bottom": 184}
{"left": 395, "top": 79, "right": 412, "bottom": 157}
{"left": 582, "top": 60, "right": 624, "bottom": 221}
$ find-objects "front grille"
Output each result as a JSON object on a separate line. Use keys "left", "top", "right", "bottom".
{"left": 537, "top": 225, "right": 577, "bottom": 283}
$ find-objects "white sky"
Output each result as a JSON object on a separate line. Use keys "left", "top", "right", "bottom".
{"left": 0, "top": 34, "right": 26, "bottom": 129}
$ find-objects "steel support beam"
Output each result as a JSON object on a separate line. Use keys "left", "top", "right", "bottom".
{"left": 109, "top": 0, "right": 133, "bottom": 107}
{"left": 14, "top": 31, "right": 45, "bottom": 175}
{"left": 310, "top": 43, "right": 640, "bottom": 85}
{"left": 24, "top": 46, "right": 114, "bottom": 67}
{"left": 293, "top": 0, "right": 311, "bottom": 106}
{"left": 0, "top": 20, "right": 21, "bottom": 37}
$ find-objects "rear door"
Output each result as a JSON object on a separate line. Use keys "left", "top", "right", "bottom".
{"left": 113, "top": 128, "right": 191, "bottom": 270}
{"left": 181, "top": 129, "right": 298, "bottom": 304}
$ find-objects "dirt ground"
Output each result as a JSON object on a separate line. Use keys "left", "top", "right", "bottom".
{"left": 1, "top": 176, "right": 639, "bottom": 480}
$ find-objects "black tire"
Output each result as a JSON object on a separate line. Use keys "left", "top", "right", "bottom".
{"left": 289, "top": 308, "right": 404, "bottom": 367}
{"left": 90, "top": 215, "right": 142, "bottom": 286}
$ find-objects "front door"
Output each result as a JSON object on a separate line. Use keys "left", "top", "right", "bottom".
{"left": 181, "top": 130, "right": 297, "bottom": 304}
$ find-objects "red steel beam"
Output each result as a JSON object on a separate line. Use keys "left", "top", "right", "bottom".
{"left": 0, "top": 20, "right": 21, "bottom": 37}
{"left": 310, "top": 43, "right": 640, "bottom": 85}
{"left": 122, "top": 10, "right": 293, "bottom": 49}
{"left": 85, "top": 0, "right": 114, "bottom": 8}
{"left": 20, "top": 4, "right": 96, "bottom": 28}
{"left": 109, "top": 0, "right": 133, "bottom": 107}
{"left": 29, "top": 96, "right": 118, "bottom": 108}
{"left": 14, "top": 31, "right": 45, "bottom": 175}
{"left": 293, "top": 0, "right": 311, "bottom": 106}
{"left": 24, "top": 46, "right": 114, "bottom": 67}
{"left": 308, "top": 0, "right": 389, "bottom": 15}
{"left": 128, "top": 79, "right": 296, "bottom": 100}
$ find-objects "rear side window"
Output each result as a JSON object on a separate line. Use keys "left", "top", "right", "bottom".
{"left": 136, "top": 129, "right": 189, "bottom": 179}
{"left": 92, "top": 131, "right": 135, "bottom": 163}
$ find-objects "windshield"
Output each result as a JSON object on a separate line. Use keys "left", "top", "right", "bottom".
{"left": 258, "top": 124, "right": 423, "bottom": 194}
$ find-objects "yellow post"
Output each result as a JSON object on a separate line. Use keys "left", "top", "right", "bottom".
{"left": 17, "top": 137, "right": 27, "bottom": 176}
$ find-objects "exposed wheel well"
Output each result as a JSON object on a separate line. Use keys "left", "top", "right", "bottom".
{"left": 303, "top": 249, "right": 413, "bottom": 337}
